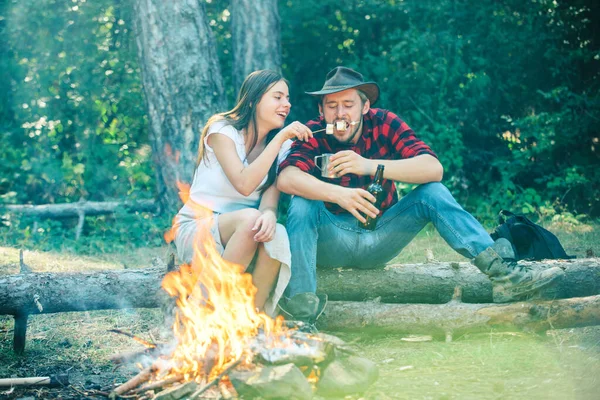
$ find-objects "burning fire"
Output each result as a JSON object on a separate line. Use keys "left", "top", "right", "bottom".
{"left": 160, "top": 185, "right": 290, "bottom": 383}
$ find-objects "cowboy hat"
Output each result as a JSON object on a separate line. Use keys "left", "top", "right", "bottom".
{"left": 306, "top": 66, "right": 380, "bottom": 105}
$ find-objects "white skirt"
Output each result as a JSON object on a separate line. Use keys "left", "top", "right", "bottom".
{"left": 173, "top": 205, "right": 291, "bottom": 318}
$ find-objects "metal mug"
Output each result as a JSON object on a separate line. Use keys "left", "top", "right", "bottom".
{"left": 314, "top": 153, "right": 336, "bottom": 178}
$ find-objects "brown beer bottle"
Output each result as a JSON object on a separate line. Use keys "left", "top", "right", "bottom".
{"left": 358, "top": 164, "right": 385, "bottom": 230}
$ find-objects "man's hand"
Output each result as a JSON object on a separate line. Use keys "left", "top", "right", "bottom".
{"left": 332, "top": 186, "right": 379, "bottom": 223}
{"left": 328, "top": 150, "right": 374, "bottom": 177}
{"left": 252, "top": 210, "right": 277, "bottom": 242}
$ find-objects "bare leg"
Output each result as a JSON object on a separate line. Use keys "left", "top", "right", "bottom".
{"left": 252, "top": 243, "right": 281, "bottom": 311}
{"left": 217, "top": 208, "right": 262, "bottom": 268}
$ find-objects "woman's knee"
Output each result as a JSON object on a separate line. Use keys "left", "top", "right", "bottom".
{"left": 234, "top": 208, "right": 263, "bottom": 237}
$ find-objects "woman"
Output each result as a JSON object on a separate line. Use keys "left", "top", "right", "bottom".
{"left": 173, "top": 70, "right": 312, "bottom": 316}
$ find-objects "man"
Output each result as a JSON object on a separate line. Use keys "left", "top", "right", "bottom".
{"left": 276, "top": 66, "right": 564, "bottom": 323}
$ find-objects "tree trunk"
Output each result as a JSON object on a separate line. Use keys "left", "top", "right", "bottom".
{"left": 320, "top": 295, "right": 600, "bottom": 337}
{"left": 1, "top": 259, "right": 598, "bottom": 316}
{"left": 4, "top": 200, "right": 157, "bottom": 218}
{"left": 318, "top": 259, "right": 600, "bottom": 304}
{"left": 231, "top": 0, "right": 282, "bottom": 91}
{"left": 0, "top": 268, "right": 168, "bottom": 316}
{"left": 132, "top": 0, "right": 226, "bottom": 214}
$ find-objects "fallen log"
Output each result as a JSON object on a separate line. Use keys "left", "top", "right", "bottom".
{"left": 320, "top": 295, "right": 600, "bottom": 337}
{"left": 3, "top": 199, "right": 157, "bottom": 219}
{"left": 2, "top": 259, "right": 598, "bottom": 353}
{"left": 0, "top": 268, "right": 168, "bottom": 316}
{"left": 1, "top": 259, "right": 599, "bottom": 316}
{"left": 319, "top": 258, "right": 600, "bottom": 303}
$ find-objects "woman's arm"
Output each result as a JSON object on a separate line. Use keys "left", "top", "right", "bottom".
{"left": 209, "top": 122, "right": 312, "bottom": 196}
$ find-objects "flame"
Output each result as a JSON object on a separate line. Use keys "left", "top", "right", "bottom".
{"left": 159, "top": 193, "right": 289, "bottom": 382}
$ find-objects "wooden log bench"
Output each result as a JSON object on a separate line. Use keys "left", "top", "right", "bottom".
{"left": 1, "top": 257, "right": 599, "bottom": 353}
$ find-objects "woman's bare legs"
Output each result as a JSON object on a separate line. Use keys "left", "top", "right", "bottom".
{"left": 218, "top": 208, "right": 262, "bottom": 267}
{"left": 252, "top": 243, "right": 281, "bottom": 310}
{"left": 217, "top": 208, "right": 280, "bottom": 310}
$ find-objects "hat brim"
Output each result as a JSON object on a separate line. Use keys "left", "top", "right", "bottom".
{"left": 306, "top": 82, "right": 380, "bottom": 106}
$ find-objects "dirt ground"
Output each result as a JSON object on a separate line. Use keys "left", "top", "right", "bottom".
{"left": 1, "top": 310, "right": 599, "bottom": 399}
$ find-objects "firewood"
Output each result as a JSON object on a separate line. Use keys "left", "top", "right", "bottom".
{"left": 111, "top": 365, "right": 154, "bottom": 397}
{"left": 153, "top": 381, "right": 197, "bottom": 400}
{"left": 189, "top": 360, "right": 242, "bottom": 399}
{"left": 134, "top": 375, "right": 183, "bottom": 393}
{"left": 109, "top": 344, "right": 169, "bottom": 365}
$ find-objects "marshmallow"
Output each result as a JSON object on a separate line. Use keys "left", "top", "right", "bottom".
{"left": 326, "top": 124, "right": 334, "bottom": 135}
{"left": 335, "top": 120, "right": 348, "bottom": 131}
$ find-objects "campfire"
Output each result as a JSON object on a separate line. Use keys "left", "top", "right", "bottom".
{"left": 108, "top": 189, "right": 378, "bottom": 399}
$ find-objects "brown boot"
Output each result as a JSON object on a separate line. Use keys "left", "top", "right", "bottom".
{"left": 277, "top": 293, "right": 328, "bottom": 332}
{"left": 473, "top": 241, "right": 564, "bottom": 302}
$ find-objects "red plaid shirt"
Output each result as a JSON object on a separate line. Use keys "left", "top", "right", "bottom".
{"left": 279, "top": 108, "right": 438, "bottom": 215}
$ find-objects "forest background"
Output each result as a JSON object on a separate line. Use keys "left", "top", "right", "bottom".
{"left": 0, "top": 0, "right": 599, "bottom": 253}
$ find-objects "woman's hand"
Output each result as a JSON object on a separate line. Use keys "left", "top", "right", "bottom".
{"left": 252, "top": 209, "right": 278, "bottom": 242}
{"left": 276, "top": 121, "right": 313, "bottom": 143}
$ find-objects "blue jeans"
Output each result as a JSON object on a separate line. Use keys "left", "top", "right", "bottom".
{"left": 285, "top": 182, "right": 494, "bottom": 296}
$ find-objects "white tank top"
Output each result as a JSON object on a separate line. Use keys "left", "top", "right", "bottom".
{"left": 182, "top": 120, "right": 291, "bottom": 215}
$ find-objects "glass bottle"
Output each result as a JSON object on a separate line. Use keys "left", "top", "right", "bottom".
{"left": 358, "top": 164, "right": 385, "bottom": 230}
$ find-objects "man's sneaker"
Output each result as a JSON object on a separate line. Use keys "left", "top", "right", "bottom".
{"left": 473, "top": 243, "right": 564, "bottom": 303}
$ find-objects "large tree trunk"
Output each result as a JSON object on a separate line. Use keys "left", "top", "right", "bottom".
{"left": 132, "top": 0, "right": 226, "bottom": 214}
{"left": 231, "top": 0, "right": 282, "bottom": 91}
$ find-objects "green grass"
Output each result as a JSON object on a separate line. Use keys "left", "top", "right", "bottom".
{"left": 0, "top": 220, "right": 599, "bottom": 399}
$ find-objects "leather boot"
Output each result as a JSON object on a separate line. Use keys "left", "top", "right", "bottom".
{"left": 473, "top": 240, "right": 564, "bottom": 302}
{"left": 278, "top": 292, "right": 328, "bottom": 332}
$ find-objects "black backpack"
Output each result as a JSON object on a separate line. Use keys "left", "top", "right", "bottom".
{"left": 490, "top": 210, "right": 575, "bottom": 261}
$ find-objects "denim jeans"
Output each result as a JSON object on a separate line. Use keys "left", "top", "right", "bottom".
{"left": 285, "top": 182, "right": 494, "bottom": 296}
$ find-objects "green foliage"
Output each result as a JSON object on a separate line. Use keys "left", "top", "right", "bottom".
{"left": 1, "top": 0, "right": 598, "bottom": 252}
{"left": 280, "top": 0, "right": 600, "bottom": 221}
{"left": 0, "top": 0, "right": 152, "bottom": 205}
{"left": 0, "top": 211, "right": 170, "bottom": 254}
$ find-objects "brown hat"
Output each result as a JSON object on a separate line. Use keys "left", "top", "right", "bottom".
{"left": 306, "top": 66, "right": 380, "bottom": 105}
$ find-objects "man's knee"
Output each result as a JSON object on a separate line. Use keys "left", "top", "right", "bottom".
{"left": 414, "top": 182, "right": 453, "bottom": 204}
